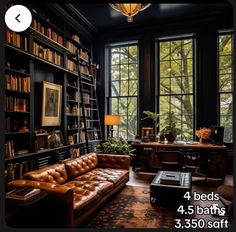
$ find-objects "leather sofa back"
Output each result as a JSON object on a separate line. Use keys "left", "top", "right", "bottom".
{"left": 64, "top": 153, "right": 98, "bottom": 180}
{"left": 23, "top": 163, "right": 68, "bottom": 184}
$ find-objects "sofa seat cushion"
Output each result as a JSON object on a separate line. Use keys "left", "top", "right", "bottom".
{"left": 90, "top": 168, "right": 129, "bottom": 186}
{"left": 64, "top": 180, "right": 113, "bottom": 215}
{"left": 64, "top": 153, "right": 98, "bottom": 180}
{"left": 23, "top": 163, "right": 68, "bottom": 184}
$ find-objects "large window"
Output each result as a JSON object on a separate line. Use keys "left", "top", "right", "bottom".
{"left": 218, "top": 32, "right": 234, "bottom": 143}
{"left": 158, "top": 36, "right": 194, "bottom": 140}
{"left": 108, "top": 44, "right": 138, "bottom": 140}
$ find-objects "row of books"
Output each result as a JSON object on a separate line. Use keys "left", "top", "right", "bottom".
{"left": 31, "top": 18, "right": 63, "bottom": 45}
{"left": 5, "top": 161, "right": 28, "bottom": 181}
{"left": 67, "top": 59, "right": 77, "bottom": 72}
{"left": 72, "top": 34, "right": 80, "bottom": 44}
{"left": 5, "top": 141, "right": 14, "bottom": 158}
{"left": 80, "top": 65, "right": 90, "bottom": 76}
{"left": 5, "top": 96, "right": 29, "bottom": 112}
{"left": 33, "top": 42, "right": 63, "bottom": 66}
{"left": 5, "top": 29, "right": 28, "bottom": 51}
{"left": 5, "top": 74, "right": 30, "bottom": 92}
{"left": 79, "top": 49, "right": 89, "bottom": 63}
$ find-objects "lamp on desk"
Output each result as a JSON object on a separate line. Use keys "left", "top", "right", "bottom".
{"left": 104, "top": 114, "right": 121, "bottom": 138}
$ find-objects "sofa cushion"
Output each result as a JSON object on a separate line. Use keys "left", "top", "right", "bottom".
{"left": 23, "top": 163, "right": 68, "bottom": 184}
{"left": 64, "top": 153, "right": 98, "bottom": 180}
{"left": 89, "top": 168, "right": 129, "bottom": 186}
{"left": 64, "top": 180, "right": 113, "bottom": 215}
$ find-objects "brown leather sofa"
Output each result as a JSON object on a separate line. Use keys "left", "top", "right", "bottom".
{"left": 8, "top": 152, "right": 130, "bottom": 227}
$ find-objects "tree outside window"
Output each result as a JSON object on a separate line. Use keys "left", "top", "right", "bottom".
{"left": 158, "top": 37, "right": 194, "bottom": 140}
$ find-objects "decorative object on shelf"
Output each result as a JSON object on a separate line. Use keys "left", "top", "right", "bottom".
{"left": 104, "top": 114, "right": 121, "bottom": 138}
{"left": 48, "top": 130, "right": 63, "bottom": 148}
{"left": 195, "top": 127, "right": 212, "bottom": 143}
{"left": 97, "top": 137, "right": 135, "bottom": 156}
{"left": 160, "top": 111, "right": 181, "bottom": 143}
{"left": 141, "top": 127, "right": 154, "bottom": 142}
{"left": 109, "top": 3, "right": 151, "bottom": 23}
{"left": 35, "top": 129, "right": 48, "bottom": 152}
{"left": 41, "top": 81, "right": 62, "bottom": 126}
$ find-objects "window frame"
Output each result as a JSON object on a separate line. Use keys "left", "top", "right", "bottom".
{"left": 106, "top": 42, "right": 139, "bottom": 140}
{"left": 156, "top": 34, "right": 196, "bottom": 140}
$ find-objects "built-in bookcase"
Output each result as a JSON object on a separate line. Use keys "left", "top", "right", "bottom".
{"left": 4, "top": 2, "right": 102, "bottom": 181}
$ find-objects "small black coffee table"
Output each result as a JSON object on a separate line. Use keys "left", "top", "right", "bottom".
{"left": 150, "top": 170, "right": 192, "bottom": 205}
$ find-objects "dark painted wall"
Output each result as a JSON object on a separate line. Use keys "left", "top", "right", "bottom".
{"left": 94, "top": 12, "right": 233, "bottom": 139}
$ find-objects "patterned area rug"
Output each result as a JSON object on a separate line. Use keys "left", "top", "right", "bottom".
{"left": 86, "top": 186, "right": 184, "bottom": 228}
{"left": 86, "top": 182, "right": 224, "bottom": 229}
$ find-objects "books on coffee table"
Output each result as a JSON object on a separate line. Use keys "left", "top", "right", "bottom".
{"left": 6, "top": 187, "right": 41, "bottom": 200}
{"left": 160, "top": 171, "right": 181, "bottom": 186}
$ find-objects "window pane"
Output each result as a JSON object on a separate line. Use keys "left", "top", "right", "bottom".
{"left": 171, "top": 77, "right": 181, "bottom": 94}
{"left": 171, "top": 60, "right": 181, "bottom": 77}
{"left": 129, "top": 64, "right": 138, "bottom": 79}
{"left": 160, "top": 41, "right": 170, "bottom": 60}
{"left": 219, "top": 55, "right": 232, "bottom": 74}
{"left": 119, "top": 97, "right": 127, "bottom": 116}
{"left": 111, "top": 65, "right": 120, "bottom": 80}
{"left": 219, "top": 74, "right": 233, "bottom": 92}
{"left": 129, "top": 46, "right": 137, "bottom": 63}
{"left": 120, "top": 47, "right": 129, "bottom": 64}
{"left": 111, "top": 48, "right": 120, "bottom": 65}
{"left": 129, "top": 80, "right": 137, "bottom": 96}
{"left": 160, "top": 61, "right": 171, "bottom": 77}
{"left": 160, "top": 78, "right": 170, "bottom": 94}
{"left": 120, "top": 81, "right": 128, "bottom": 96}
{"left": 182, "top": 76, "right": 193, "bottom": 94}
{"left": 128, "top": 115, "right": 137, "bottom": 140}
{"left": 219, "top": 35, "right": 232, "bottom": 55}
{"left": 120, "top": 65, "right": 128, "bottom": 80}
{"left": 111, "top": 81, "right": 119, "bottom": 96}
{"left": 111, "top": 98, "right": 118, "bottom": 114}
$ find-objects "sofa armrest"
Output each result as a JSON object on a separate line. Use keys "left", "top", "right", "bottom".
{"left": 8, "top": 179, "right": 74, "bottom": 227}
{"left": 97, "top": 153, "right": 130, "bottom": 170}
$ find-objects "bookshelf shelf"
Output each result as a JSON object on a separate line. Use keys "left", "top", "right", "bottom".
{"left": 5, "top": 67, "right": 30, "bottom": 76}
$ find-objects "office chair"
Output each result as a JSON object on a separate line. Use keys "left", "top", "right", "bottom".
{"left": 184, "top": 149, "right": 207, "bottom": 181}
{"left": 215, "top": 185, "right": 234, "bottom": 223}
{"left": 157, "top": 150, "right": 185, "bottom": 171}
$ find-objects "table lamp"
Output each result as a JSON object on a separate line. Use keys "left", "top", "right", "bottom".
{"left": 104, "top": 114, "right": 121, "bottom": 138}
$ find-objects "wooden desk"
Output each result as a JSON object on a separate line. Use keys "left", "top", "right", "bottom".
{"left": 131, "top": 141, "right": 227, "bottom": 177}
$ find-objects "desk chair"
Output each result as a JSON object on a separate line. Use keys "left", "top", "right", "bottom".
{"left": 157, "top": 150, "right": 185, "bottom": 171}
{"left": 184, "top": 149, "right": 207, "bottom": 181}
{"left": 215, "top": 185, "right": 234, "bottom": 223}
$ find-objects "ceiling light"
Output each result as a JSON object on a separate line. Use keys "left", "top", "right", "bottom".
{"left": 109, "top": 3, "right": 151, "bottom": 23}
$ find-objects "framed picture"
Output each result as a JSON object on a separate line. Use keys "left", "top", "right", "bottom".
{"left": 42, "top": 81, "right": 62, "bottom": 126}
{"left": 141, "top": 127, "right": 154, "bottom": 137}
{"left": 48, "top": 130, "right": 64, "bottom": 148}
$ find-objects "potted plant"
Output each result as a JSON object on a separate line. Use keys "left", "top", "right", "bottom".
{"left": 161, "top": 111, "right": 181, "bottom": 143}
{"left": 96, "top": 137, "right": 135, "bottom": 156}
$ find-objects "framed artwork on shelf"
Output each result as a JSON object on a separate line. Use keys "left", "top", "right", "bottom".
{"left": 141, "top": 127, "right": 154, "bottom": 137}
{"left": 42, "top": 81, "right": 62, "bottom": 126}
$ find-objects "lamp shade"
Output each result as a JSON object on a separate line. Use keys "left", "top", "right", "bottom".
{"left": 104, "top": 115, "right": 121, "bottom": 125}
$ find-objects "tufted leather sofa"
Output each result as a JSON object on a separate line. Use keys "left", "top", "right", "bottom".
{"left": 8, "top": 152, "right": 130, "bottom": 227}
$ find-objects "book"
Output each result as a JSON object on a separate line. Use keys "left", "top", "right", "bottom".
{"left": 6, "top": 187, "right": 41, "bottom": 200}
{"left": 160, "top": 171, "right": 181, "bottom": 186}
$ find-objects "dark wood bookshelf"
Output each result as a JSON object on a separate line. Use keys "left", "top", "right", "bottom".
{"left": 5, "top": 67, "right": 30, "bottom": 76}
